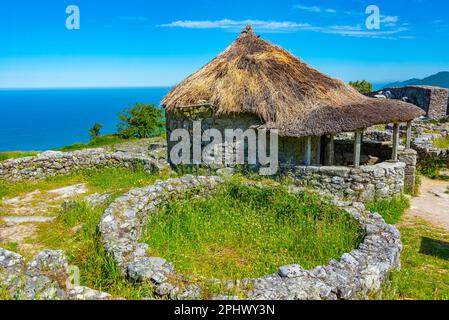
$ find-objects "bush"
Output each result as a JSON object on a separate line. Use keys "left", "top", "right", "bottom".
{"left": 117, "top": 103, "right": 164, "bottom": 139}
{"left": 89, "top": 123, "right": 103, "bottom": 139}
{"left": 349, "top": 80, "right": 373, "bottom": 93}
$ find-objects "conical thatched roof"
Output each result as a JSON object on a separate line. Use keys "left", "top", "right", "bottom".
{"left": 162, "top": 26, "right": 424, "bottom": 137}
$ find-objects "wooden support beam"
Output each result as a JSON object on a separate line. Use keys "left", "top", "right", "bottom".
{"left": 406, "top": 121, "right": 412, "bottom": 149}
{"left": 353, "top": 131, "right": 362, "bottom": 169}
{"left": 304, "top": 136, "right": 312, "bottom": 166}
{"left": 392, "top": 123, "right": 400, "bottom": 161}
{"left": 325, "top": 134, "right": 335, "bottom": 166}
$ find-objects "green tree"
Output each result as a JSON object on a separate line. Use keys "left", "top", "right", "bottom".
{"left": 117, "top": 103, "right": 165, "bottom": 139}
{"left": 349, "top": 80, "right": 373, "bottom": 93}
{"left": 89, "top": 123, "right": 103, "bottom": 139}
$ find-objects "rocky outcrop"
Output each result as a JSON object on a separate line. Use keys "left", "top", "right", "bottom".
{"left": 0, "top": 148, "right": 160, "bottom": 182}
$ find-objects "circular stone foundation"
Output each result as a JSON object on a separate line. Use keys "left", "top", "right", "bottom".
{"left": 99, "top": 175, "right": 402, "bottom": 300}
{"left": 139, "top": 180, "right": 363, "bottom": 281}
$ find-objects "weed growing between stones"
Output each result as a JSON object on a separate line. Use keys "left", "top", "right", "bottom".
{"left": 141, "top": 179, "right": 364, "bottom": 280}
{"left": 365, "top": 194, "right": 410, "bottom": 225}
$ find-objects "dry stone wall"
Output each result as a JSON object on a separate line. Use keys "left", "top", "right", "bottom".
{"left": 99, "top": 176, "right": 402, "bottom": 300}
{"left": 0, "top": 148, "right": 159, "bottom": 182}
{"left": 0, "top": 248, "right": 111, "bottom": 300}
{"left": 281, "top": 161, "right": 405, "bottom": 202}
{"left": 370, "top": 86, "right": 449, "bottom": 119}
{"left": 412, "top": 133, "right": 449, "bottom": 164}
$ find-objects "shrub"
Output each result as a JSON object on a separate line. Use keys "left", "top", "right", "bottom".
{"left": 117, "top": 103, "right": 164, "bottom": 139}
{"left": 88, "top": 123, "right": 103, "bottom": 139}
{"left": 349, "top": 80, "right": 373, "bottom": 93}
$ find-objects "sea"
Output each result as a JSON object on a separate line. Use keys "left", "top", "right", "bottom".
{"left": 0, "top": 87, "right": 170, "bottom": 152}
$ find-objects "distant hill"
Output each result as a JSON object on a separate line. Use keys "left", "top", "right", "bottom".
{"left": 384, "top": 71, "right": 449, "bottom": 89}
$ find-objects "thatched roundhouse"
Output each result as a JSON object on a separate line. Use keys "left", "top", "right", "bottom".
{"left": 162, "top": 26, "right": 424, "bottom": 168}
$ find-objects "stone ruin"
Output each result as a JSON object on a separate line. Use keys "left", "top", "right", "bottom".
{"left": 368, "top": 85, "right": 449, "bottom": 120}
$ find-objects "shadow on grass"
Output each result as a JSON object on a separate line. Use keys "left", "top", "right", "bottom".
{"left": 419, "top": 237, "right": 449, "bottom": 260}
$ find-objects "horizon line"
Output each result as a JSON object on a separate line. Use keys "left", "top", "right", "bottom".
{"left": 0, "top": 85, "right": 175, "bottom": 90}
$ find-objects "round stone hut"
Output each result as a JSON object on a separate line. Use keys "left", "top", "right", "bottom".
{"left": 162, "top": 26, "right": 424, "bottom": 184}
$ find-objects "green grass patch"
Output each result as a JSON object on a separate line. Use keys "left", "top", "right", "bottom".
{"left": 57, "top": 134, "right": 134, "bottom": 152}
{"left": 141, "top": 180, "right": 364, "bottom": 280}
{"left": 365, "top": 195, "right": 410, "bottom": 225}
{"left": 379, "top": 218, "right": 449, "bottom": 300}
{"left": 432, "top": 135, "right": 449, "bottom": 149}
{"left": 0, "top": 151, "right": 39, "bottom": 161}
{"left": 417, "top": 155, "right": 449, "bottom": 181}
{"left": 0, "top": 166, "right": 176, "bottom": 199}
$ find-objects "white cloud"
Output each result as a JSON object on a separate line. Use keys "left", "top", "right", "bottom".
{"left": 293, "top": 5, "right": 321, "bottom": 13}
{"left": 159, "top": 19, "right": 411, "bottom": 39}
{"left": 293, "top": 4, "right": 337, "bottom": 14}
{"left": 159, "top": 19, "right": 311, "bottom": 33}
{"left": 381, "top": 16, "right": 399, "bottom": 23}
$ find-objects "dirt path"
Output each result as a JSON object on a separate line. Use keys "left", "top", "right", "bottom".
{"left": 405, "top": 177, "right": 449, "bottom": 232}
{"left": 0, "top": 184, "right": 89, "bottom": 253}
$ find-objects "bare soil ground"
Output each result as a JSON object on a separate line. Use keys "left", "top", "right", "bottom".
{"left": 406, "top": 177, "right": 449, "bottom": 232}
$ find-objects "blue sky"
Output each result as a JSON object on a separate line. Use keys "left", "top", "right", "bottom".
{"left": 1, "top": 0, "right": 448, "bottom": 88}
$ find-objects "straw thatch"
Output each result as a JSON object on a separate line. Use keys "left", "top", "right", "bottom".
{"left": 162, "top": 26, "right": 424, "bottom": 137}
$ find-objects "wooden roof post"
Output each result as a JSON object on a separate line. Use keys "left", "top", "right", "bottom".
{"left": 325, "top": 134, "right": 335, "bottom": 166}
{"left": 305, "top": 136, "right": 312, "bottom": 166}
{"left": 392, "top": 123, "right": 400, "bottom": 161}
{"left": 353, "top": 130, "right": 362, "bottom": 169}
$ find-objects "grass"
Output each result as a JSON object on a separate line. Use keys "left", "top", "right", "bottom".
{"left": 0, "top": 166, "right": 176, "bottom": 199}
{"left": 432, "top": 135, "right": 449, "bottom": 149}
{"left": 33, "top": 201, "right": 156, "bottom": 299}
{"left": 417, "top": 155, "right": 449, "bottom": 181}
{"left": 365, "top": 194, "right": 411, "bottom": 225}
{"left": 379, "top": 217, "right": 449, "bottom": 300}
{"left": 0, "top": 151, "right": 39, "bottom": 161}
{"left": 57, "top": 134, "right": 134, "bottom": 152}
{"left": 141, "top": 180, "right": 364, "bottom": 280}
{"left": 0, "top": 166, "right": 175, "bottom": 299}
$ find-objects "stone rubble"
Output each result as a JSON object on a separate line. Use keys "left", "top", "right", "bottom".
{"left": 0, "top": 248, "right": 111, "bottom": 300}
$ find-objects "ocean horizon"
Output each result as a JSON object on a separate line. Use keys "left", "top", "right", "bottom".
{"left": 0, "top": 87, "right": 170, "bottom": 152}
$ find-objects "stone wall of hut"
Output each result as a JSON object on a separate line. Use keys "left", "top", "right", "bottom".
{"left": 165, "top": 107, "right": 320, "bottom": 168}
